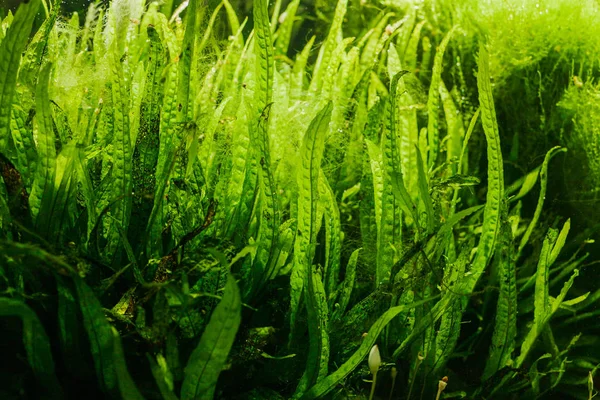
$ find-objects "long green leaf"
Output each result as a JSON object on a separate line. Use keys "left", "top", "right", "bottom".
{"left": 74, "top": 278, "right": 144, "bottom": 398}
{"left": 145, "top": 62, "right": 178, "bottom": 256}
{"left": 147, "top": 354, "right": 179, "bottom": 400}
{"left": 0, "top": 0, "right": 40, "bottom": 150}
{"left": 404, "top": 20, "right": 426, "bottom": 71}
{"left": 320, "top": 171, "right": 342, "bottom": 298}
{"left": 298, "top": 267, "right": 330, "bottom": 397}
{"left": 176, "top": 0, "right": 197, "bottom": 120}
{"left": 222, "top": 0, "right": 240, "bottom": 36}
{"left": 292, "top": 102, "right": 333, "bottom": 397}
{"left": 534, "top": 229, "right": 558, "bottom": 327}
{"left": 308, "top": 0, "right": 348, "bottom": 94}
{"left": 223, "top": 96, "right": 250, "bottom": 237}
{"left": 9, "top": 106, "right": 37, "bottom": 186}
{"left": 465, "top": 43, "right": 504, "bottom": 290}
{"left": 483, "top": 206, "right": 517, "bottom": 380}
{"left": 105, "top": 38, "right": 133, "bottom": 260}
{"left": 49, "top": 144, "right": 77, "bottom": 239}
{"left": 517, "top": 146, "right": 567, "bottom": 258}
{"left": 253, "top": 0, "right": 274, "bottom": 112}
{"left": 440, "top": 80, "right": 464, "bottom": 172}
{"left": 18, "top": 0, "right": 59, "bottom": 87}
{"left": 181, "top": 274, "right": 241, "bottom": 400}
{"left": 377, "top": 71, "right": 409, "bottom": 285}
{"left": 432, "top": 247, "right": 471, "bottom": 375}
{"left": 549, "top": 218, "right": 570, "bottom": 267}
{"left": 290, "top": 102, "right": 333, "bottom": 334}
{"left": 365, "top": 139, "right": 384, "bottom": 234}
{"left": 516, "top": 268, "right": 579, "bottom": 368}
{"left": 131, "top": 25, "right": 165, "bottom": 248}
{"left": 275, "top": 0, "right": 300, "bottom": 56}
{"left": 29, "top": 62, "right": 57, "bottom": 236}
{"left": 426, "top": 26, "right": 457, "bottom": 168}
{"left": 249, "top": 0, "right": 280, "bottom": 298}
{"left": 415, "top": 145, "right": 435, "bottom": 234}
{"left": 333, "top": 248, "right": 361, "bottom": 319}
{"left": 290, "top": 35, "right": 315, "bottom": 101}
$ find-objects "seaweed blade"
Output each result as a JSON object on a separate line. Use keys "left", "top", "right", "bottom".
{"left": 0, "top": 0, "right": 41, "bottom": 150}
{"left": 465, "top": 43, "right": 504, "bottom": 290}
{"left": 181, "top": 274, "right": 242, "bottom": 400}
{"left": 483, "top": 210, "right": 517, "bottom": 380}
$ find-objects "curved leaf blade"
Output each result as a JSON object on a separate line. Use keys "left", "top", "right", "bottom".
{"left": 74, "top": 278, "right": 144, "bottom": 399}
{"left": 465, "top": 43, "right": 504, "bottom": 290}
{"left": 0, "top": 0, "right": 40, "bottom": 150}
{"left": 181, "top": 274, "right": 242, "bottom": 400}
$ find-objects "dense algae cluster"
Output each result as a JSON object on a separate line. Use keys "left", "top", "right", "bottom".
{"left": 0, "top": 0, "right": 599, "bottom": 399}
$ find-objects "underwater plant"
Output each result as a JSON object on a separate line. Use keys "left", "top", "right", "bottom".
{"left": 0, "top": 0, "right": 598, "bottom": 399}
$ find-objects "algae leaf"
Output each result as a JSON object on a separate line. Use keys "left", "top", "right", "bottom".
{"left": 377, "top": 71, "right": 409, "bottom": 285}
{"left": 74, "top": 277, "right": 144, "bottom": 399}
{"left": 251, "top": 0, "right": 280, "bottom": 298}
{"left": 290, "top": 101, "right": 333, "bottom": 344}
{"left": 308, "top": 0, "right": 348, "bottom": 94}
{"left": 483, "top": 207, "right": 517, "bottom": 380}
{"left": 415, "top": 145, "right": 435, "bottom": 234}
{"left": 0, "top": 298, "right": 63, "bottom": 398}
{"left": 148, "top": 353, "right": 179, "bottom": 400}
{"left": 29, "top": 62, "right": 56, "bottom": 236}
{"left": 426, "top": 25, "right": 457, "bottom": 168}
{"left": 465, "top": 43, "right": 504, "bottom": 291}
{"left": 486, "top": 224, "right": 578, "bottom": 397}
{"left": 333, "top": 247, "right": 361, "bottom": 319}
{"left": 516, "top": 225, "right": 577, "bottom": 369}
{"left": 181, "top": 274, "right": 241, "bottom": 400}
{"left": 105, "top": 38, "right": 133, "bottom": 259}
{"left": 0, "top": 0, "right": 40, "bottom": 150}
{"left": 292, "top": 101, "right": 334, "bottom": 397}
{"left": 176, "top": 0, "right": 198, "bottom": 119}
{"left": 275, "top": 0, "right": 300, "bottom": 56}
{"left": 517, "top": 146, "right": 567, "bottom": 258}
